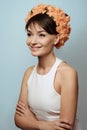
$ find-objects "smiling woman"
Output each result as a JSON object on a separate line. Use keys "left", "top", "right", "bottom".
{"left": 14, "top": 3, "right": 83, "bottom": 130}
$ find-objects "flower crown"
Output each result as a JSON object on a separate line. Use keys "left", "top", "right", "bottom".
{"left": 25, "top": 4, "right": 71, "bottom": 48}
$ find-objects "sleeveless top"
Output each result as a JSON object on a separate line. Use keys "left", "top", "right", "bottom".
{"left": 27, "top": 57, "right": 84, "bottom": 129}
{"left": 27, "top": 57, "right": 62, "bottom": 121}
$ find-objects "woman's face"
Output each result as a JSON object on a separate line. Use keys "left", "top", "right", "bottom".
{"left": 26, "top": 23, "right": 58, "bottom": 56}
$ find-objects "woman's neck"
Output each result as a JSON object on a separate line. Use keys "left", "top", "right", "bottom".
{"left": 37, "top": 54, "right": 56, "bottom": 70}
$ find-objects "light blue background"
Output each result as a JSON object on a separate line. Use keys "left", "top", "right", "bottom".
{"left": 0, "top": 0, "right": 87, "bottom": 130}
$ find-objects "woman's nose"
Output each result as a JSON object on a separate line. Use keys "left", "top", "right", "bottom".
{"left": 27, "top": 36, "right": 37, "bottom": 46}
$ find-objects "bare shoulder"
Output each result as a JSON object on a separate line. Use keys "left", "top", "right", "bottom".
{"left": 58, "top": 61, "right": 78, "bottom": 78}
{"left": 56, "top": 61, "right": 78, "bottom": 88}
{"left": 23, "top": 65, "right": 35, "bottom": 81}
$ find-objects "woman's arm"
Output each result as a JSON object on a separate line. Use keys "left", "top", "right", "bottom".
{"left": 59, "top": 63, "right": 78, "bottom": 129}
{"left": 14, "top": 66, "right": 40, "bottom": 129}
{"left": 16, "top": 101, "right": 72, "bottom": 130}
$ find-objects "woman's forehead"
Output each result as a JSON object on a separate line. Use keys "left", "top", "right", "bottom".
{"left": 27, "top": 22, "right": 45, "bottom": 32}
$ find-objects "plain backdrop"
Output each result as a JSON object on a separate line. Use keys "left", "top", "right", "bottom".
{"left": 0, "top": 0, "right": 87, "bottom": 130}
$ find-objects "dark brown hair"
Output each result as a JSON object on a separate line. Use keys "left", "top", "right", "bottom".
{"left": 25, "top": 13, "right": 58, "bottom": 35}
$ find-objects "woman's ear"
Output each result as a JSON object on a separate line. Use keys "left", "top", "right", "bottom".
{"left": 54, "top": 34, "right": 59, "bottom": 45}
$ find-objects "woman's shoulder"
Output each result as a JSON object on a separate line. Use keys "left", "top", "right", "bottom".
{"left": 23, "top": 65, "right": 35, "bottom": 81}
{"left": 59, "top": 61, "right": 77, "bottom": 75}
{"left": 56, "top": 61, "right": 78, "bottom": 90}
{"left": 57, "top": 61, "right": 78, "bottom": 82}
{"left": 26, "top": 65, "right": 35, "bottom": 73}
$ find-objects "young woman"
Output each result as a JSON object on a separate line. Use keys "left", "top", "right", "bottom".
{"left": 14, "top": 4, "right": 82, "bottom": 130}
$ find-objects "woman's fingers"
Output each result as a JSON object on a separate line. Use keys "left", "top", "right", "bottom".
{"left": 60, "top": 120, "right": 72, "bottom": 130}
{"left": 16, "top": 110, "right": 24, "bottom": 116}
{"left": 16, "top": 101, "right": 27, "bottom": 116}
{"left": 59, "top": 123, "right": 72, "bottom": 130}
{"left": 60, "top": 119, "right": 72, "bottom": 126}
{"left": 18, "top": 101, "right": 26, "bottom": 107}
{"left": 55, "top": 120, "right": 72, "bottom": 130}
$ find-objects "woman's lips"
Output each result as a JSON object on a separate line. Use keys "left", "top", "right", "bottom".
{"left": 30, "top": 45, "right": 42, "bottom": 51}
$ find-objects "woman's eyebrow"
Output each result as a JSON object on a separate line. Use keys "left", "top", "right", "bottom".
{"left": 37, "top": 30, "right": 46, "bottom": 33}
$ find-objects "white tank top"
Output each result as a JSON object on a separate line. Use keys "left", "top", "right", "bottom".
{"left": 27, "top": 57, "right": 62, "bottom": 121}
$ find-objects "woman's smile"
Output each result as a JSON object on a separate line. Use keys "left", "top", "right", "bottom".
{"left": 30, "top": 45, "right": 42, "bottom": 51}
{"left": 29, "top": 43, "right": 42, "bottom": 51}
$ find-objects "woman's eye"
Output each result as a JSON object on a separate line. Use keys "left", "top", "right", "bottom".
{"left": 27, "top": 33, "right": 31, "bottom": 37}
{"left": 39, "top": 34, "right": 46, "bottom": 37}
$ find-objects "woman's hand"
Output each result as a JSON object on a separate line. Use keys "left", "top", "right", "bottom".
{"left": 16, "top": 101, "right": 36, "bottom": 120}
{"left": 38, "top": 119, "right": 72, "bottom": 130}
{"left": 15, "top": 101, "right": 39, "bottom": 130}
